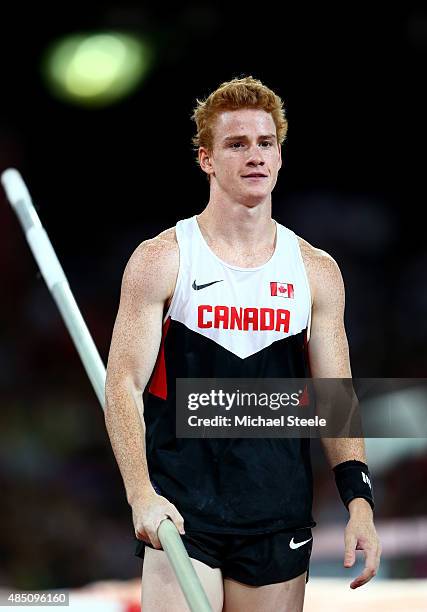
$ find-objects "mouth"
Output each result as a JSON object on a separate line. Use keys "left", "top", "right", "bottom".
{"left": 241, "top": 173, "right": 268, "bottom": 179}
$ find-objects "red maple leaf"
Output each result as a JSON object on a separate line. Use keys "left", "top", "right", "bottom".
{"left": 278, "top": 285, "right": 286, "bottom": 293}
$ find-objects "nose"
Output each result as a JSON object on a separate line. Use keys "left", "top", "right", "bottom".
{"left": 246, "top": 144, "right": 265, "bottom": 167}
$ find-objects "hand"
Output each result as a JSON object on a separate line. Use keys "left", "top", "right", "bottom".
{"left": 344, "top": 498, "right": 381, "bottom": 589}
{"left": 132, "top": 487, "right": 185, "bottom": 549}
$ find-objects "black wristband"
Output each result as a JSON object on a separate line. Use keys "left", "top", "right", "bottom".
{"left": 333, "top": 460, "right": 375, "bottom": 511}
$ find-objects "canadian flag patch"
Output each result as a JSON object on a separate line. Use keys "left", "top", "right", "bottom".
{"left": 270, "top": 281, "right": 294, "bottom": 298}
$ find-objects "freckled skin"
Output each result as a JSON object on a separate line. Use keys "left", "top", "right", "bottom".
{"left": 104, "top": 108, "right": 381, "bottom": 610}
{"left": 202, "top": 109, "right": 282, "bottom": 207}
{"left": 105, "top": 233, "right": 183, "bottom": 553}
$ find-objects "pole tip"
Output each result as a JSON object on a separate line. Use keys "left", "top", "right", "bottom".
{"left": 1, "top": 168, "right": 32, "bottom": 209}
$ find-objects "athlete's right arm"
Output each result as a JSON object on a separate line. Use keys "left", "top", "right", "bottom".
{"left": 104, "top": 235, "right": 184, "bottom": 548}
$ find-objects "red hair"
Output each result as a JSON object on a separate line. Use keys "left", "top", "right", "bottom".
{"left": 191, "top": 76, "right": 288, "bottom": 162}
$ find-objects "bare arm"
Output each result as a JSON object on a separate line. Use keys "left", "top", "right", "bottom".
{"left": 104, "top": 234, "right": 184, "bottom": 546}
{"left": 306, "top": 250, "right": 366, "bottom": 469}
{"left": 303, "top": 243, "right": 381, "bottom": 588}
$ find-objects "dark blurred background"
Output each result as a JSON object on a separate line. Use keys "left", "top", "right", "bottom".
{"left": 0, "top": 4, "right": 426, "bottom": 591}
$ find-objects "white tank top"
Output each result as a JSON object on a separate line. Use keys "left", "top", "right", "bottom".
{"left": 145, "top": 215, "right": 316, "bottom": 534}
{"left": 165, "top": 215, "right": 312, "bottom": 359}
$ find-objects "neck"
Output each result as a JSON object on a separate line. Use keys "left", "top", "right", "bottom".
{"left": 197, "top": 189, "right": 275, "bottom": 250}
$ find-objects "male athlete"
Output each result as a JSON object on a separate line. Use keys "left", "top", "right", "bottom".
{"left": 104, "top": 76, "right": 381, "bottom": 611}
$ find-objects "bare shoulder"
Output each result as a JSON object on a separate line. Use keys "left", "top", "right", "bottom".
{"left": 296, "top": 235, "right": 345, "bottom": 305}
{"left": 121, "top": 226, "right": 179, "bottom": 303}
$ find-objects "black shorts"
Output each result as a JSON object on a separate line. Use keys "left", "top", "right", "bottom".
{"left": 135, "top": 526, "right": 313, "bottom": 588}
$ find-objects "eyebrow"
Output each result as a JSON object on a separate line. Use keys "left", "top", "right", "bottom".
{"left": 223, "top": 133, "right": 277, "bottom": 143}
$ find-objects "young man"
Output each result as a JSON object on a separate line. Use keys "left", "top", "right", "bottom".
{"left": 104, "top": 76, "right": 381, "bottom": 611}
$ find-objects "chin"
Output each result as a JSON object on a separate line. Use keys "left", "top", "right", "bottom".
{"left": 237, "top": 190, "right": 270, "bottom": 207}
{"left": 246, "top": 185, "right": 270, "bottom": 198}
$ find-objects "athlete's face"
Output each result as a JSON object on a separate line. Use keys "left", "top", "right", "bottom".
{"left": 200, "top": 108, "right": 282, "bottom": 204}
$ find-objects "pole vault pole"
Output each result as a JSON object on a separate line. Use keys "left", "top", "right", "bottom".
{"left": 1, "top": 168, "right": 212, "bottom": 612}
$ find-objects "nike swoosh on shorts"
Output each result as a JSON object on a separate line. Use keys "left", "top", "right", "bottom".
{"left": 289, "top": 537, "right": 313, "bottom": 550}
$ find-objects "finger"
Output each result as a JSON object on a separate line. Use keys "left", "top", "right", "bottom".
{"left": 350, "top": 563, "right": 377, "bottom": 589}
{"left": 135, "top": 527, "right": 149, "bottom": 542}
{"left": 375, "top": 543, "right": 382, "bottom": 571}
{"left": 350, "top": 546, "right": 377, "bottom": 589}
{"left": 167, "top": 509, "right": 186, "bottom": 535}
{"left": 344, "top": 532, "right": 357, "bottom": 567}
{"left": 147, "top": 525, "right": 162, "bottom": 550}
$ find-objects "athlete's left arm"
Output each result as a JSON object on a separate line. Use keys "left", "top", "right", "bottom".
{"left": 306, "top": 249, "right": 381, "bottom": 589}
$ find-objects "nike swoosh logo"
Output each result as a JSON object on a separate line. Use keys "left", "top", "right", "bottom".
{"left": 192, "top": 279, "right": 223, "bottom": 291}
{"left": 289, "top": 537, "right": 312, "bottom": 550}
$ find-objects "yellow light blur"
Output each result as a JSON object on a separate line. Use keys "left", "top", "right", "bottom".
{"left": 42, "top": 32, "right": 152, "bottom": 107}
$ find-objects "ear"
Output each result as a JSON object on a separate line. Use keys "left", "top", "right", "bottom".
{"left": 199, "top": 147, "right": 214, "bottom": 177}
{"left": 277, "top": 143, "right": 283, "bottom": 170}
